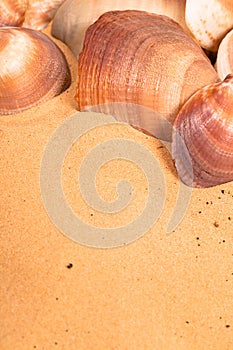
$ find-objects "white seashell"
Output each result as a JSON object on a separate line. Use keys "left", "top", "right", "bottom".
{"left": 216, "top": 28, "right": 233, "bottom": 80}
{"left": 186, "top": 0, "right": 233, "bottom": 52}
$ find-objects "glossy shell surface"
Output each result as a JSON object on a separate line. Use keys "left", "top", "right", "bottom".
{"left": 76, "top": 10, "right": 219, "bottom": 140}
{"left": 0, "top": 27, "right": 71, "bottom": 115}
{"left": 52, "top": 0, "right": 188, "bottom": 57}
{"left": 172, "top": 74, "right": 233, "bottom": 188}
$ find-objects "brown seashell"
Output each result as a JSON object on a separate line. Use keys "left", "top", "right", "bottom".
{"left": 172, "top": 74, "right": 233, "bottom": 188}
{"left": 216, "top": 29, "right": 233, "bottom": 80}
{"left": 76, "top": 10, "right": 219, "bottom": 140}
{"left": 0, "top": 0, "right": 27, "bottom": 27}
{"left": 52, "top": 0, "right": 188, "bottom": 58}
{"left": 185, "top": 0, "right": 233, "bottom": 52}
{"left": 23, "top": 0, "right": 66, "bottom": 30}
{"left": 0, "top": 27, "right": 71, "bottom": 115}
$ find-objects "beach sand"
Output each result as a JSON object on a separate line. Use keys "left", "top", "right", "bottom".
{"left": 1, "top": 26, "right": 233, "bottom": 349}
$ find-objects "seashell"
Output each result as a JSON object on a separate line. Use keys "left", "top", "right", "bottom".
{"left": 0, "top": 27, "right": 71, "bottom": 115}
{"left": 23, "top": 0, "right": 66, "bottom": 30}
{"left": 52, "top": 0, "right": 188, "bottom": 58}
{"left": 0, "top": 0, "right": 27, "bottom": 27}
{"left": 216, "top": 29, "right": 233, "bottom": 80}
{"left": 185, "top": 0, "right": 233, "bottom": 52}
{"left": 172, "top": 74, "right": 233, "bottom": 188}
{"left": 75, "top": 10, "right": 219, "bottom": 140}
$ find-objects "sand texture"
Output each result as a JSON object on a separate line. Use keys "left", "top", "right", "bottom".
{"left": 1, "top": 26, "right": 233, "bottom": 350}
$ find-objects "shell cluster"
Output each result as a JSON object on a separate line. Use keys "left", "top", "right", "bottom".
{"left": 76, "top": 10, "right": 218, "bottom": 140}
{"left": 1, "top": 0, "right": 233, "bottom": 188}
{"left": 0, "top": 27, "right": 71, "bottom": 115}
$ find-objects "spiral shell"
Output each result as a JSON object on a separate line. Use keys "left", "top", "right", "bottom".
{"left": 23, "top": 0, "right": 66, "bottom": 30}
{"left": 216, "top": 29, "right": 233, "bottom": 80}
{"left": 0, "top": 27, "right": 71, "bottom": 115}
{"left": 0, "top": 0, "right": 27, "bottom": 27}
{"left": 172, "top": 74, "right": 233, "bottom": 188}
{"left": 52, "top": 0, "right": 188, "bottom": 58}
{"left": 186, "top": 0, "right": 233, "bottom": 52}
{"left": 76, "top": 10, "right": 219, "bottom": 140}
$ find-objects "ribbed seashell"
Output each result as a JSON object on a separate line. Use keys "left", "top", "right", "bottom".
{"left": 172, "top": 74, "right": 233, "bottom": 188}
{"left": 23, "top": 0, "right": 66, "bottom": 30}
{"left": 0, "top": 27, "right": 71, "bottom": 115}
{"left": 216, "top": 29, "right": 233, "bottom": 80}
{"left": 186, "top": 0, "right": 233, "bottom": 52}
{"left": 0, "top": 0, "right": 27, "bottom": 27}
{"left": 76, "top": 10, "right": 219, "bottom": 140}
{"left": 52, "top": 0, "right": 188, "bottom": 58}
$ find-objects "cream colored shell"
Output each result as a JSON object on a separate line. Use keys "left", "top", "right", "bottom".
{"left": 216, "top": 29, "right": 233, "bottom": 80}
{"left": 186, "top": 0, "right": 233, "bottom": 52}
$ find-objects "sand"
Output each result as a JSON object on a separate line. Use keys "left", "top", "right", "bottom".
{"left": 1, "top": 26, "right": 233, "bottom": 350}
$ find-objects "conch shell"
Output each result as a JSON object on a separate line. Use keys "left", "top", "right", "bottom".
{"left": 0, "top": 0, "right": 27, "bottom": 27}
{"left": 76, "top": 10, "right": 219, "bottom": 140}
{"left": 185, "top": 0, "right": 233, "bottom": 52}
{"left": 0, "top": 27, "right": 71, "bottom": 115}
{"left": 216, "top": 29, "right": 233, "bottom": 80}
{"left": 52, "top": 0, "right": 188, "bottom": 58}
{"left": 23, "top": 0, "right": 66, "bottom": 30}
{"left": 172, "top": 74, "right": 233, "bottom": 188}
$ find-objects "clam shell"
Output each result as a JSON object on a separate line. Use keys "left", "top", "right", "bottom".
{"left": 23, "top": 0, "right": 66, "bottom": 30}
{"left": 172, "top": 74, "right": 233, "bottom": 188}
{"left": 0, "top": 27, "right": 71, "bottom": 115}
{"left": 52, "top": 0, "right": 188, "bottom": 58}
{"left": 185, "top": 0, "right": 233, "bottom": 52}
{"left": 0, "top": 0, "right": 27, "bottom": 27}
{"left": 76, "top": 10, "right": 219, "bottom": 140}
{"left": 216, "top": 29, "right": 233, "bottom": 80}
